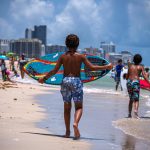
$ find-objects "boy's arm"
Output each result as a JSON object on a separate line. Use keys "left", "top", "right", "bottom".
{"left": 126, "top": 70, "right": 129, "bottom": 80}
{"left": 39, "top": 56, "right": 63, "bottom": 84}
{"left": 82, "top": 55, "right": 113, "bottom": 70}
{"left": 141, "top": 66, "right": 149, "bottom": 83}
{"left": 126, "top": 63, "right": 131, "bottom": 80}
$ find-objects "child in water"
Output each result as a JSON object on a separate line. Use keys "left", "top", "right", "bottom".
{"left": 126, "top": 54, "right": 149, "bottom": 118}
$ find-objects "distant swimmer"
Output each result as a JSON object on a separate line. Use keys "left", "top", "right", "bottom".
{"left": 126, "top": 54, "right": 149, "bottom": 118}
{"left": 39, "top": 34, "right": 113, "bottom": 139}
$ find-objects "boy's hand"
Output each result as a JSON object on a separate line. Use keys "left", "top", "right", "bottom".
{"left": 107, "top": 63, "right": 113, "bottom": 70}
{"left": 38, "top": 78, "right": 44, "bottom": 84}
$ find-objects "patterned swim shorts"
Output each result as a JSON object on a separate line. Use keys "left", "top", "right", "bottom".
{"left": 127, "top": 79, "right": 140, "bottom": 101}
{"left": 60, "top": 77, "right": 83, "bottom": 103}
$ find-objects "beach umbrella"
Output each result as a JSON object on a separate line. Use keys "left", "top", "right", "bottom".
{"left": 8, "top": 52, "right": 15, "bottom": 55}
{"left": 0, "top": 55, "right": 8, "bottom": 60}
{"left": 7, "top": 52, "right": 15, "bottom": 56}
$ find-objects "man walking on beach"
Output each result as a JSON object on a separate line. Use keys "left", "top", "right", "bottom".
{"left": 39, "top": 34, "right": 113, "bottom": 139}
{"left": 115, "top": 59, "right": 124, "bottom": 91}
{"left": 126, "top": 54, "right": 149, "bottom": 118}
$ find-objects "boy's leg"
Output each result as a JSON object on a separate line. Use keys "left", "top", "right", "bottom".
{"left": 127, "top": 80, "right": 133, "bottom": 117}
{"left": 21, "top": 70, "right": 24, "bottom": 79}
{"left": 64, "top": 102, "right": 72, "bottom": 138}
{"left": 128, "top": 100, "right": 133, "bottom": 117}
{"left": 73, "top": 102, "right": 83, "bottom": 139}
{"left": 133, "top": 101, "right": 139, "bottom": 118}
{"left": 116, "top": 77, "right": 119, "bottom": 90}
{"left": 133, "top": 81, "right": 140, "bottom": 118}
{"left": 120, "top": 82, "right": 123, "bottom": 91}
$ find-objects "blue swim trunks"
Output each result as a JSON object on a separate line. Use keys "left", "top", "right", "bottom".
{"left": 127, "top": 79, "right": 140, "bottom": 101}
{"left": 60, "top": 77, "right": 83, "bottom": 103}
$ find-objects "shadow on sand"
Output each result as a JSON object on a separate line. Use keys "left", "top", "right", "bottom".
{"left": 22, "top": 132, "right": 107, "bottom": 141}
{"left": 140, "top": 116, "right": 150, "bottom": 119}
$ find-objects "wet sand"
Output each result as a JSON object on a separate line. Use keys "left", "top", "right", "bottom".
{"left": 36, "top": 89, "right": 150, "bottom": 150}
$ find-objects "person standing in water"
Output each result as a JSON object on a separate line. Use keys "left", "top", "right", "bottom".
{"left": 126, "top": 54, "right": 149, "bottom": 118}
{"left": 39, "top": 34, "right": 113, "bottom": 139}
{"left": 115, "top": 59, "right": 124, "bottom": 91}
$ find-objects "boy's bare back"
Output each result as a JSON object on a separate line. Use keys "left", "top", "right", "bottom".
{"left": 59, "top": 51, "right": 112, "bottom": 77}
{"left": 60, "top": 51, "right": 83, "bottom": 77}
{"left": 127, "top": 64, "right": 144, "bottom": 80}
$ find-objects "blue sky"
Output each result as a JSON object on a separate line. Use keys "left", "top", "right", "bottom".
{"left": 0, "top": 0, "right": 150, "bottom": 65}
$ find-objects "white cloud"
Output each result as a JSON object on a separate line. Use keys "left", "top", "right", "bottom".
{"left": 48, "top": 0, "right": 113, "bottom": 46}
{"left": 128, "top": 0, "right": 150, "bottom": 46}
{"left": 10, "top": 0, "right": 54, "bottom": 24}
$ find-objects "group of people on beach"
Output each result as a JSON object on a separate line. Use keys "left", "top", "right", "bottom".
{"left": 0, "top": 54, "right": 27, "bottom": 81}
{"left": 1, "top": 34, "right": 149, "bottom": 140}
{"left": 38, "top": 34, "right": 150, "bottom": 139}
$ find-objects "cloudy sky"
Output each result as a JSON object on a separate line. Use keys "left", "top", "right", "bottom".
{"left": 0, "top": 0, "right": 150, "bottom": 65}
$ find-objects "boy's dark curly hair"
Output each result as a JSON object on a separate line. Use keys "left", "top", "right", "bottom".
{"left": 133, "top": 54, "right": 142, "bottom": 65}
{"left": 65, "top": 34, "right": 79, "bottom": 49}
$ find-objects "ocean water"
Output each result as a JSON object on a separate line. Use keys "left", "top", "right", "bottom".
{"left": 0, "top": 72, "right": 149, "bottom": 106}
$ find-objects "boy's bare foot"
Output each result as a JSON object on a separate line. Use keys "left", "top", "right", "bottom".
{"left": 134, "top": 111, "right": 140, "bottom": 119}
{"left": 64, "top": 130, "right": 70, "bottom": 138}
{"left": 73, "top": 123, "right": 80, "bottom": 140}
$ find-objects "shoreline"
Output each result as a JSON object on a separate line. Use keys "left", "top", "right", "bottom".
{"left": 0, "top": 80, "right": 90, "bottom": 150}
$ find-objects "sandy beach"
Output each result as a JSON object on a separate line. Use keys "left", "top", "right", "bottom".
{"left": 0, "top": 80, "right": 90, "bottom": 150}
{"left": 1, "top": 71, "right": 150, "bottom": 150}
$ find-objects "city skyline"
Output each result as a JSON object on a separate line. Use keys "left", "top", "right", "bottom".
{"left": 0, "top": 0, "right": 150, "bottom": 66}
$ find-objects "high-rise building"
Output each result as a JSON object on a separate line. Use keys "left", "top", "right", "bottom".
{"left": 84, "top": 47, "right": 103, "bottom": 57}
{"left": 100, "top": 42, "right": 116, "bottom": 58}
{"left": 25, "top": 25, "right": 47, "bottom": 46}
{"left": 46, "top": 44, "right": 67, "bottom": 54}
{"left": 107, "top": 53, "right": 122, "bottom": 65}
{"left": 10, "top": 39, "right": 42, "bottom": 58}
{"left": 32, "top": 25, "right": 47, "bottom": 46}
{"left": 0, "top": 39, "right": 10, "bottom": 53}
{"left": 41, "top": 44, "right": 45, "bottom": 56}
{"left": 121, "top": 51, "right": 133, "bottom": 64}
{"left": 25, "top": 28, "right": 32, "bottom": 39}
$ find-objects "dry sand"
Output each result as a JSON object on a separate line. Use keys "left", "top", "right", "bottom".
{"left": 0, "top": 80, "right": 90, "bottom": 150}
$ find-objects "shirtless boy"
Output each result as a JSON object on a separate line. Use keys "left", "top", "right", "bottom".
{"left": 126, "top": 54, "right": 149, "bottom": 118}
{"left": 39, "top": 34, "right": 113, "bottom": 139}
